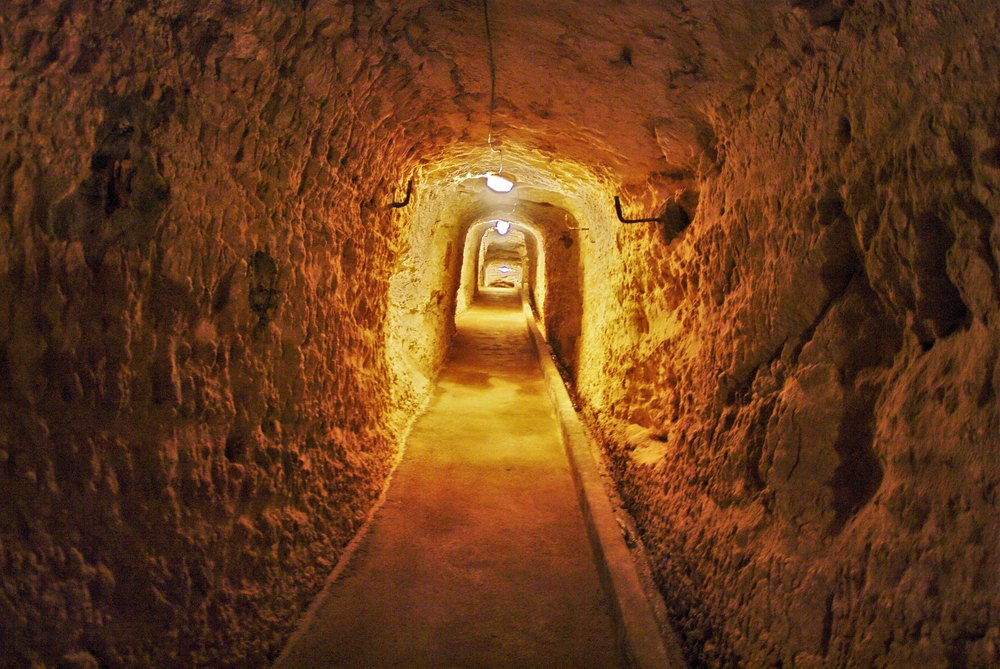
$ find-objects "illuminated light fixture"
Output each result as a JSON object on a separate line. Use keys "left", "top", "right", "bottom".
{"left": 486, "top": 173, "right": 514, "bottom": 193}
{"left": 482, "top": 1, "right": 514, "bottom": 196}
{"left": 495, "top": 220, "right": 511, "bottom": 235}
{"left": 499, "top": 265, "right": 511, "bottom": 274}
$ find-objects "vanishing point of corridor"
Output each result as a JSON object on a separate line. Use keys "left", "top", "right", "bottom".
{"left": 3, "top": 1, "right": 997, "bottom": 667}
{"left": 275, "top": 289, "right": 623, "bottom": 668}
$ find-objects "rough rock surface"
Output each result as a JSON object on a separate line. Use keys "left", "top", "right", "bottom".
{"left": 1, "top": 0, "right": 997, "bottom": 667}
{"left": 0, "top": 2, "right": 415, "bottom": 666}
{"left": 576, "top": 3, "right": 1000, "bottom": 666}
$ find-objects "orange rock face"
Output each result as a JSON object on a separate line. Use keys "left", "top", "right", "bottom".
{"left": 574, "top": 4, "right": 999, "bottom": 666}
{"left": 0, "top": 3, "right": 411, "bottom": 665}
{"left": 1, "top": 0, "right": 997, "bottom": 667}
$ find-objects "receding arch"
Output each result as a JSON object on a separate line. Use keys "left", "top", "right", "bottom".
{"left": 456, "top": 216, "right": 545, "bottom": 316}
{"left": 452, "top": 201, "right": 584, "bottom": 377}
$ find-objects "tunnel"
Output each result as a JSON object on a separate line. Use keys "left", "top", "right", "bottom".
{"left": 0, "top": 1, "right": 998, "bottom": 667}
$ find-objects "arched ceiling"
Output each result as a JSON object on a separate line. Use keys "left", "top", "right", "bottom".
{"left": 378, "top": 0, "right": 788, "bottom": 193}
{"left": 480, "top": 226, "right": 527, "bottom": 265}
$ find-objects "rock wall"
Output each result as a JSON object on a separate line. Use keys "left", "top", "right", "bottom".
{"left": 386, "top": 186, "right": 465, "bottom": 428}
{"left": 0, "top": 3, "right": 416, "bottom": 666}
{"left": 2, "top": 0, "right": 996, "bottom": 667}
{"left": 536, "top": 208, "right": 583, "bottom": 379}
{"left": 578, "top": 2, "right": 999, "bottom": 667}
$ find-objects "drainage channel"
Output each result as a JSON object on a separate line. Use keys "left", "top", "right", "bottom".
{"left": 521, "top": 292, "right": 686, "bottom": 669}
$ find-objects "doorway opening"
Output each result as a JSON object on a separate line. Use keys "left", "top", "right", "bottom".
{"left": 457, "top": 218, "right": 544, "bottom": 317}
{"left": 479, "top": 226, "right": 527, "bottom": 289}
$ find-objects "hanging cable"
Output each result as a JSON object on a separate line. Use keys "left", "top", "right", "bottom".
{"left": 483, "top": 0, "right": 502, "bottom": 172}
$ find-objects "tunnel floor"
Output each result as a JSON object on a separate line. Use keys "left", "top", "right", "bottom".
{"left": 275, "top": 288, "right": 623, "bottom": 668}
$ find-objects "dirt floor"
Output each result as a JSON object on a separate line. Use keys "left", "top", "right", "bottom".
{"left": 274, "top": 288, "right": 624, "bottom": 668}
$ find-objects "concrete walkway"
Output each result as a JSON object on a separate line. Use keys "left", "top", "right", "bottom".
{"left": 275, "top": 288, "right": 623, "bottom": 668}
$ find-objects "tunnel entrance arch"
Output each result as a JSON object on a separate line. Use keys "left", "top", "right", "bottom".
{"left": 385, "top": 165, "right": 595, "bottom": 431}
{"left": 456, "top": 217, "right": 545, "bottom": 317}
{"left": 453, "top": 204, "right": 583, "bottom": 379}
{"left": 479, "top": 226, "right": 528, "bottom": 289}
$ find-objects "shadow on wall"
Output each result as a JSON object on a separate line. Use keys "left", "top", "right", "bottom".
{"left": 540, "top": 226, "right": 582, "bottom": 380}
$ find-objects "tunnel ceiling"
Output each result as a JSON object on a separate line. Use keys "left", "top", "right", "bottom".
{"left": 4, "top": 0, "right": 997, "bottom": 667}
{"left": 482, "top": 227, "right": 527, "bottom": 264}
{"left": 384, "top": 0, "right": 786, "bottom": 193}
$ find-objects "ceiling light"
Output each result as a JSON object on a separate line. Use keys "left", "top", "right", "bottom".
{"left": 495, "top": 220, "right": 511, "bottom": 235}
{"left": 486, "top": 173, "right": 514, "bottom": 193}
{"left": 499, "top": 265, "right": 510, "bottom": 274}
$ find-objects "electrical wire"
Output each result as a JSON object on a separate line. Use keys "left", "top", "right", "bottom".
{"left": 482, "top": 0, "right": 502, "bottom": 172}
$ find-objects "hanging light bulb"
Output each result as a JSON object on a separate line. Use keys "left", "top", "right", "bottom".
{"left": 482, "top": 0, "right": 514, "bottom": 196}
{"left": 495, "top": 220, "right": 511, "bottom": 235}
{"left": 486, "top": 173, "right": 514, "bottom": 193}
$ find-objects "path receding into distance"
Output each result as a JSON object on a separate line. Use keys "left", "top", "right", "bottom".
{"left": 275, "top": 288, "right": 624, "bottom": 668}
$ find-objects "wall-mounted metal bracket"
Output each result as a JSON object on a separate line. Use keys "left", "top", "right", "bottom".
{"left": 388, "top": 179, "right": 413, "bottom": 209}
{"left": 614, "top": 195, "right": 661, "bottom": 224}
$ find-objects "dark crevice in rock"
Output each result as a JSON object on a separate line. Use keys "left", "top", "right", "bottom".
{"left": 614, "top": 45, "right": 633, "bottom": 67}
{"left": 828, "top": 385, "right": 883, "bottom": 534}
{"left": 836, "top": 115, "right": 852, "bottom": 146}
{"left": 47, "top": 96, "right": 169, "bottom": 271}
{"left": 248, "top": 249, "right": 281, "bottom": 332}
{"left": 792, "top": 0, "right": 855, "bottom": 30}
{"left": 911, "top": 211, "right": 970, "bottom": 345}
{"left": 745, "top": 398, "right": 776, "bottom": 493}
{"left": 212, "top": 263, "right": 239, "bottom": 314}
{"left": 817, "top": 183, "right": 847, "bottom": 228}
{"left": 659, "top": 201, "right": 693, "bottom": 244}
{"left": 224, "top": 432, "right": 249, "bottom": 462}
{"left": 821, "top": 593, "right": 835, "bottom": 656}
{"left": 787, "top": 272, "right": 856, "bottom": 370}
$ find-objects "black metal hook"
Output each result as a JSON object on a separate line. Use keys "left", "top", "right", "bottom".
{"left": 614, "top": 195, "right": 661, "bottom": 224}
{"left": 388, "top": 179, "right": 413, "bottom": 209}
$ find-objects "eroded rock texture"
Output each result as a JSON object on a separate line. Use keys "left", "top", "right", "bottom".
{"left": 0, "top": 3, "right": 414, "bottom": 666}
{"left": 1, "top": 0, "right": 997, "bottom": 667}
{"left": 579, "top": 3, "right": 1000, "bottom": 666}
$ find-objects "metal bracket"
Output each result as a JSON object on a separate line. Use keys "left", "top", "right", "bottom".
{"left": 388, "top": 179, "right": 413, "bottom": 209}
{"left": 614, "top": 195, "right": 661, "bottom": 224}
